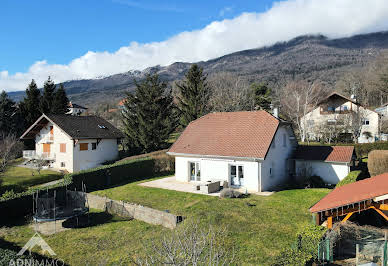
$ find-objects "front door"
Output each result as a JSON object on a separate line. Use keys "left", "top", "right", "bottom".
{"left": 189, "top": 162, "right": 201, "bottom": 181}
{"left": 230, "top": 165, "right": 244, "bottom": 187}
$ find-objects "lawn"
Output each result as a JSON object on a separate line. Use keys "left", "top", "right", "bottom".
{"left": 0, "top": 173, "right": 329, "bottom": 265}
{"left": 0, "top": 162, "right": 63, "bottom": 195}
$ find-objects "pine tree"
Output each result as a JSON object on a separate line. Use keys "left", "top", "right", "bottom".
{"left": 52, "top": 84, "right": 69, "bottom": 114}
{"left": 20, "top": 79, "right": 41, "bottom": 127}
{"left": 0, "top": 91, "right": 19, "bottom": 135}
{"left": 122, "top": 73, "right": 177, "bottom": 154}
{"left": 40, "top": 77, "right": 56, "bottom": 114}
{"left": 176, "top": 64, "right": 210, "bottom": 126}
{"left": 251, "top": 83, "right": 272, "bottom": 111}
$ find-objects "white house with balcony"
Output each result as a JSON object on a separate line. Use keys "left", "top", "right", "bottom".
{"left": 20, "top": 114, "right": 124, "bottom": 173}
{"left": 302, "top": 92, "right": 380, "bottom": 143}
{"left": 67, "top": 102, "right": 88, "bottom": 116}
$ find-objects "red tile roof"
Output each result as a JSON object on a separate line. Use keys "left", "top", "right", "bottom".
{"left": 168, "top": 111, "right": 280, "bottom": 159}
{"left": 310, "top": 173, "right": 388, "bottom": 213}
{"left": 294, "top": 145, "right": 354, "bottom": 163}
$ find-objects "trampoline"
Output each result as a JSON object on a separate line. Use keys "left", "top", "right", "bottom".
{"left": 33, "top": 185, "right": 89, "bottom": 222}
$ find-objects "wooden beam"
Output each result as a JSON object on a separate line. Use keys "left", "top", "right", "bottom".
{"left": 315, "top": 213, "right": 321, "bottom": 226}
{"left": 371, "top": 206, "right": 388, "bottom": 222}
{"left": 341, "top": 212, "right": 354, "bottom": 223}
{"left": 327, "top": 216, "right": 333, "bottom": 229}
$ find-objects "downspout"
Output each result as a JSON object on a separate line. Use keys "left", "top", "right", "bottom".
{"left": 259, "top": 162, "right": 262, "bottom": 192}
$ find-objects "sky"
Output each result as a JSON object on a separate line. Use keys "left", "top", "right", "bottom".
{"left": 1, "top": 0, "right": 388, "bottom": 92}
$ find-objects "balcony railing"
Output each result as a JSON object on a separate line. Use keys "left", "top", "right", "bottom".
{"left": 320, "top": 110, "right": 352, "bottom": 115}
{"left": 23, "top": 150, "right": 56, "bottom": 160}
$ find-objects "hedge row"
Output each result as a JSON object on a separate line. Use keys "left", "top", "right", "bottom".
{"left": 335, "top": 170, "right": 362, "bottom": 188}
{"left": 0, "top": 157, "right": 167, "bottom": 225}
{"left": 299, "top": 141, "right": 388, "bottom": 158}
{"left": 368, "top": 150, "right": 388, "bottom": 177}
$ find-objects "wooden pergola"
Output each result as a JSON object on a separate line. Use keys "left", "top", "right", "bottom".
{"left": 310, "top": 173, "right": 388, "bottom": 229}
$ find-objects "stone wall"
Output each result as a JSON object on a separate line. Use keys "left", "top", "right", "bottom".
{"left": 87, "top": 193, "right": 181, "bottom": 229}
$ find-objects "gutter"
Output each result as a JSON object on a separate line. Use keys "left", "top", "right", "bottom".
{"left": 166, "top": 152, "right": 264, "bottom": 162}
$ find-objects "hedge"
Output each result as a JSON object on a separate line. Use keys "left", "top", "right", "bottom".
{"left": 368, "top": 150, "right": 388, "bottom": 177}
{"left": 0, "top": 156, "right": 168, "bottom": 225}
{"left": 335, "top": 170, "right": 362, "bottom": 188}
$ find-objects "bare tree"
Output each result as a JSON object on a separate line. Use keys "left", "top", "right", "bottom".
{"left": 207, "top": 72, "right": 254, "bottom": 112}
{"left": 0, "top": 133, "right": 22, "bottom": 175}
{"left": 134, "top": 221, "right": 234, "bottom": 266}
{"left": 279, "top": 80, "right": 327, "bottom": 142}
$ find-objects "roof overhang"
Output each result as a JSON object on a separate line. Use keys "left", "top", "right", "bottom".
{"left": 20, "top": 114, "right": 72, "bottom": 140}
{"left": 166, "top": 152, "right": 264, "bottom": 162}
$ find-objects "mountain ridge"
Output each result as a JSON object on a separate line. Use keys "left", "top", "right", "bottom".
{"left": 8, "top": 31, "right": 388, "bottom": 106}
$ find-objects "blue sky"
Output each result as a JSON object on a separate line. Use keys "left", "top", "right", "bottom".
{"left": 0, "top": 0, "right": 273, "bottom": 74}
{"left": 1, "top": 0, "right": 388, "bottom": 91}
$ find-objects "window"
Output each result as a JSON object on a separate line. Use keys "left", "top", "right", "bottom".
{"left": 61, "top": 162, "right": 65, "bottom": 167}
{"left": 92, "top": 143, "right": 97, "bottom": 150}
{"left": 189, "top": 162, "right": 200, "bottom": 181}
{"left": 328, "top": 106, "right": 335, "bottom": 112}
{"left": 362, "top": 119, "right": 370, "bottom": 125}
{"left": 342, "top": 105, "right": 348, "bottom": 111}
{"left": 272, "top": 138, "right": 276, "bottom": 148}
{"left": 283, "top": 134, "right": 287, "bottom": 147}
{"left": 230, "top": 165, "right": 244, "bottom": 186}
{"left": 80, "top": 143, "right": 88, "bottom": 151}
{"left": 270, "top": 162, "right": 275, "bottom": 178}
{"left": 60, "top": 143, "right": 66, "bottom": 153}
{"left": 49, "top": 126, "right": 54, "bottom": 140}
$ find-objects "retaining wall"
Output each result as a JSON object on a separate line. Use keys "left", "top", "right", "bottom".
{"left": 87, "top": 193, "right": 181, "bottom": 229}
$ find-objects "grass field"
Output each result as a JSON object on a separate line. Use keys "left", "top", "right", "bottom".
{"left": 0, "top": 175, "right": 329, "bottom": 265}
{"left": 0, "top": 162, "right": 63, "bottom": 195}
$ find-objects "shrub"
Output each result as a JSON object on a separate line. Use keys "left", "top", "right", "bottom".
{"left": 305, "top": 175, "right": 325, "bottom": 188}
{"left": 335, "top": 170, "right": 362, "bottom": 188}
{"left": 354, "top": 142, "right": 388, "bottom": 159}
{"left": 272, "top": 224, "right": 326, "bottom": 265}
{"left": 219, "top": 188, "right": 243, "bottom": 198}
{"left": 368, "top": 150, "right": 388, "bottom": 177}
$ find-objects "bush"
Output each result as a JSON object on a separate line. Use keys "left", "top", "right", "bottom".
{"left": 354, "top": 142, "right": 388, "bottom": 159}
{"left": 219, "top": 188, "right": 243, "bottom": 198}
{"left": 368, "top": 150, "right": 388, "bottom": 177}
{"left": 335, "top": 170, "right": 362, "bottom": 188}
{"left": 305, "top": 175, "right": 325, "bottom": 188}
{"left": 272, "top": 224, "right": 326, "bottom": 265}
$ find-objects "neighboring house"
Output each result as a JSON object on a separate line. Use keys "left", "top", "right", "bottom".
{"left": 20, "top": 114, "right": 124, "bottom": 173}
{"left": 167, "top": 111, "right": 298, "bottom": 192}
{"left": 67, "top": 102, "right": 88, "bottom": 116}
{"left": 293, "top": 145, "right": 355, "bottom": 184}
{"left": 302, "top": 92, "right": 380, "bottom": 143}
{"left": 375, "top": 102, "right": 388, "bottom": 117}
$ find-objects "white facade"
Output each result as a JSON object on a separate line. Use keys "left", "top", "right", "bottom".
{"left": 27, "top": 122, "right": 119, "bottom": 173}
{"left": 294, "top": 160, "right": 350, "bottom": 184}
{"left": 172, "top": 124, "right": 297, "bottom": 192}
{"left": 302, "top": 96, "right": 380, "bottom": 143}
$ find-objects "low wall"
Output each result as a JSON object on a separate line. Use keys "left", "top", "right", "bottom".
{"left": 87, "top": 193, "right": 181, "bottom": 229}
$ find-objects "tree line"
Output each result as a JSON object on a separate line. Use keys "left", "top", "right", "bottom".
{"left": 0, "top": 77, "right": 70, "bottom": 137}
{"left": 121, "top": 64, "right": 272, "bottom": 155}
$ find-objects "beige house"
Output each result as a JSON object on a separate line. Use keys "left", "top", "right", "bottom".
{"left": 302, "top": 92, "right": 380, "bottom": 143}
{"left": 20, "top": 114, "right": 124, "bottom": 173}
{"left": 67, "top": 102, "right": 88, "bottom": 116}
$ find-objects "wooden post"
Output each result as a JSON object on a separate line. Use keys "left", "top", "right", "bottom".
{"left": 356, "top": 244, "right": 359, "bottom": 265}
{"left": 327, "top": 216, "right": 333, "bottom": 229}
{"left": 315, "top": 213, "right": 321, "bottom": 225}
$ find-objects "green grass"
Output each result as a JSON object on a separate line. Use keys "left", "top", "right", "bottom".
{"left": 0, "top": 175, "right": 329, "bottom": 265}
{"left": 0, "top": 162, "right": 62, "bottom": 195}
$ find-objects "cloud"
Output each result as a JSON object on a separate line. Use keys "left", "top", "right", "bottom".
{"left": 2, "top": 0, "right": 388, "bottom": 92}
{"left": 219, "top": 7, "right": 233, "bottom": 17}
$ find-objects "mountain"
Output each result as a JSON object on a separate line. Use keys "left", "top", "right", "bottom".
{"left": 8, "top": 31, "right": 388, "bottom": 107}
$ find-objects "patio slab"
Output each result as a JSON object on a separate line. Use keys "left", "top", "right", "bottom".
{"left": 139, "top": 177, "right": 275, "bottom": 197}
{"left": 139, "top": 176, "right": 221, "bottom": 196}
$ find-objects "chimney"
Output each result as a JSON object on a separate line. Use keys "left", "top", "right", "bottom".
{"left": 273, "top": 107, "right": 279, "bottom": 119}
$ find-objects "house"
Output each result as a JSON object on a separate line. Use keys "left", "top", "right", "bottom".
{"left": 293, "top": 145, "right": 355, "bottom": 184}
{"left": 302, "top": 92, "right": 380, "bottom": 143}
{"left": 375, "top": 102, "right": 388, "bottom": 117}
{"left": 310, "top": 173, "right": 388, "bottom": 228}
{"left": 20, "top": 114, "right": 124, "bottom": 173}
{"left": 67, "top": 102, "right": 88, "bottom": 116}
{"left": 167, "top": 111, "right": 298, "bottom": 192}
